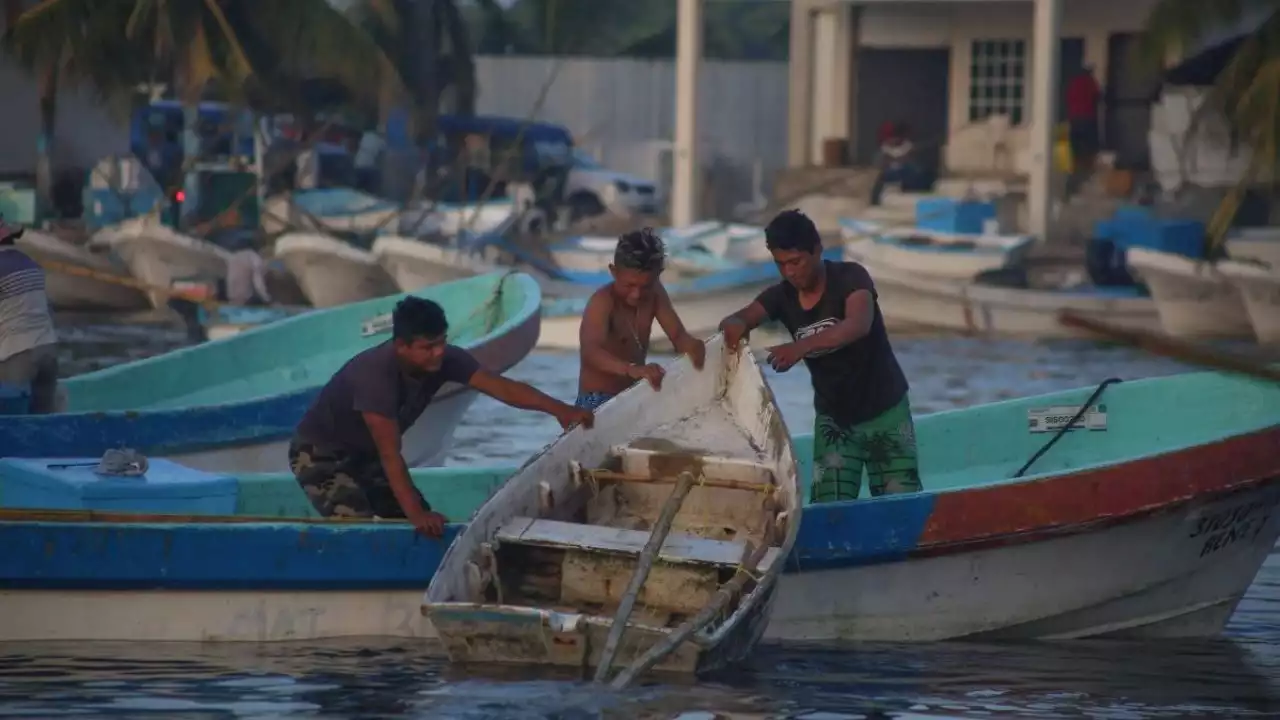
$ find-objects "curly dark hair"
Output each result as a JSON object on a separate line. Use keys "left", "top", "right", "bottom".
{"left": 614, "top": 228, "right": 666, "bottom": 272}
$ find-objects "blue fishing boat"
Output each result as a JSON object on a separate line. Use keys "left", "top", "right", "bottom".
{"left": 5, "top": 362, "right": 1273, "bottom": 644}
{"left": 0, "top": 271, "right": 541, "bottom": 473}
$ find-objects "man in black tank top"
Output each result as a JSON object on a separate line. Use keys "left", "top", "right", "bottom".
{"left": 718, "top": 210, "right": 921, "bottom": 501}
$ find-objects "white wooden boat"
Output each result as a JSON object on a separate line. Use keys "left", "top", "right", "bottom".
{"left": 840, "top": 217, "right": 1035, "bottom": 280}
{"left": 1217, "top": 259, "right": 1280, "bottom": 345}
{"left": 1125, "top": 247, "right": 1254, "bottom": 339}
{"left": 395, "top": 199, "right": 519, "bottom": 238}
{"left": 88, "top": 217, "right": 233, "bottom": 309}
{"left": 846, "top": 248, "right": 1161, "bottom": 338}
{"left": 16, "top": 230, "right": 148, "bottom": 311}
{"left": 273, "top": 233, "right": 398, "bottom": 308}
{"left": 423, "top": 335, "right": 800, "bottom": 678}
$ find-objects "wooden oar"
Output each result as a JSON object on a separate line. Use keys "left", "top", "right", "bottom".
{"left": 1058, "top": 311, "right": 1280, "bottom": 384}
{"left": 593, "top": 470, "right": 696, "bottom": 683}
{"left": 607, "top": 515, "right": 776, "bottom": 690}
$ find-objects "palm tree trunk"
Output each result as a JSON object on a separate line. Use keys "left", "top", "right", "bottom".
{"left": 35, "top": 65, "right": 57, "bottom": 221}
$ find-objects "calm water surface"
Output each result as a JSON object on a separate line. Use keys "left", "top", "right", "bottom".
{"left": 3, "top": 322, "right": 1276, "bottom": 719}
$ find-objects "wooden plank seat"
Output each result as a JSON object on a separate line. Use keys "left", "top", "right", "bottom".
{"left": 608, "top": 445, "right": 776, "bottom": 490}
{"left": 495, "top": 516, "right": 781, "bottom": 572}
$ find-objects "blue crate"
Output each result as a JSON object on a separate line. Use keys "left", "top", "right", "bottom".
{"left": 1095, "top": 205, "right": 1206, "bottom": 259}
{"left": 915, "top": 197, "right": 996, "bottom": 234}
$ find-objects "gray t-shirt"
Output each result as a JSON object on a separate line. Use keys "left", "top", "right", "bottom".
{"left": 294, "top": 341, "right": 479, "bottom": 455}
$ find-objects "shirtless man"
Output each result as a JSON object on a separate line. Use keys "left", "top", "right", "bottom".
{"left": 576, "top": 228, "right": 706, "bottom": 411}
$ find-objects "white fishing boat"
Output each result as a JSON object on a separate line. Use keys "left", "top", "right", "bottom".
{"left": 840, "top": 217, "right": 1035, "bottom": 280}
{"left": 423, "top": 335, "right": 799, "bottom": 679}
{"left": 261, "top": 188, "right": 399, "bottom": 235}
{"left": 1217, "top": 260, "right": 1279, "bottom": 345}
{"left": 1125, "top": 247, "right": 1254, "bottom": 339}
{"left": 1225, "top": 227, "right": 1280, "bottom": 270}
{"left": 15, "top": 230, "right": 148, "bottom": 311}
{"left": 847, "top": 248, "right": 1161, "bottom": 338}
{"left": 273, "top": 233, "right": 398, "bottom": 308}
{"left": 88, "top": 216, "right": 233, "bottom": 309}
{"left": 370, "top": 235, "right": 503, "bottom": 293}
{"left": 395, "top": 198, "right": 519, "bottom": 238}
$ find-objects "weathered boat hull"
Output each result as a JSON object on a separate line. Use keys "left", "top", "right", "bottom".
{"left": 1125, "top": 247, "right": 1255, "bottom": 340}
{"left": 424, "top": 335, "right": 802, "bottom": 675}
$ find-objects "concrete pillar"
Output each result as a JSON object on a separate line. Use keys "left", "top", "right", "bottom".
{"left": 672, "top": 0, "right": 703, "bottom": 226}
{"left": 814, "top": 5, "right": 860, "bottom": 164}
{"left": 787, "top": 0, "right": 815, "bottom": 167}
{"left": 1028, "top": 0, "right": 1062, "bottom": 240}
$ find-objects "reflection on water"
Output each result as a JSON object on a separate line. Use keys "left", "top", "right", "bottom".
{"left": 9, "top": 318, "right": 1274, "bottom": 718}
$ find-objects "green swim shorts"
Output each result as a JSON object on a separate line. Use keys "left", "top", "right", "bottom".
{"left": 811, "top": 394, "right": 923, "bottom": 502}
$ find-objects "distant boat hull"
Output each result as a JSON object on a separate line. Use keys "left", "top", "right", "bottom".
{"left": 274, "top": 233, "right": 398, "bottom": 308}
{"left": 371, "top": 236, "right": 501, "bottom": 293}
{"left": 1217, "top": 260, "right": 1280, "bottom": 345}
{"left": 840, "top": 218, "right": 1035, "bottom": 280}
{"left": 851, "top": 249, "right": 1161, "bottom": 338}
{"left": 17, "top": 231, "right": 148, "bottom": 311}
{"left": 1126, "top": 247, "right": 1254, "bottom": 340}
{"left": 89, "top": 219, "right": 231, "bottom": 309}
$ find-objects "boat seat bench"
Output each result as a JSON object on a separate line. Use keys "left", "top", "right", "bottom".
{"left": 495, "top": 516, "right": 780, "bottom": 572}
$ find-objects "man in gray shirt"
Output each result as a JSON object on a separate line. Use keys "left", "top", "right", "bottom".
{"left": 0, "top": 217, "right": 58, "bottom": 413}
{"left": 290, "top": 295, "right": 594, "bottom": 538}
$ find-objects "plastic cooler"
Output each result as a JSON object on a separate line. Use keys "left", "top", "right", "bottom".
{"left": 0, "top": 457, "right": 239, "bottom": 515}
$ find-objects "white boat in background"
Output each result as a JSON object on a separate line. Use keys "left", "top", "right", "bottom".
{"left": 1225, "top": 227, "right": 1280, "bottom": 269}
{"left": 370, "top": 236, "right": 502, "bottom": 293}
{"left": 1217, "top": 260, "right": 1280, "bottom": 345}
{"left": 273, "top": 233, "right": 398, "bottom": 308}
{"left": 396, "top": 199, "right": 519, "bottom": 238}
{"left": 88, "top": 216, "right": 232, "bottom": 309}
{"left": 424, "top": 334, "right": 799, "bottom": 677}
{"left": 847, "top": 247, "right": 1160, "bottom": 338}
{"left": 688, "top": 223, "right": 770, "bottom": 264}
{"left": 262, "top": 188, "right": 399, "bottom": 235}
{"left": 16, "top": 230, "right": 149, "bottom": 311}
{"left": 840, "top": 217, "right": 1035, "bottom": 280}
{"left": 1125, "top": 247, "right": 1254, "bottom": 340}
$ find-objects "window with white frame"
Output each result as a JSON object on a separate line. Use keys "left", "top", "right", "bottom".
{"left": 969, "top": 39, "right": 1026, "bottom": 125}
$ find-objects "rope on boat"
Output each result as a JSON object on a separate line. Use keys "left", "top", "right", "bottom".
{"left": 1011, "top": 377, "right": 1123, "bottom": 479}
{"left": 95, "top": 448, "right": 150, "bottom": 477}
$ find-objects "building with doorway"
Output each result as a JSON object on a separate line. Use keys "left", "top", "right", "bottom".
{"left": 787, "top": 0, "right": 1165, "bottom": 235}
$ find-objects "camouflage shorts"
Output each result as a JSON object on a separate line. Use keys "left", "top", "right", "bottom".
{"left": 287, "top": 440, "right": 430, "bottom": 519}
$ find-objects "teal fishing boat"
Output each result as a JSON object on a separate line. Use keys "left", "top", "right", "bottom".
{"left": 0, "top": 271, "right": 541, "bottom": 473}
{"left": 1, "top": 366, "right": 1277, "bottom": 644}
